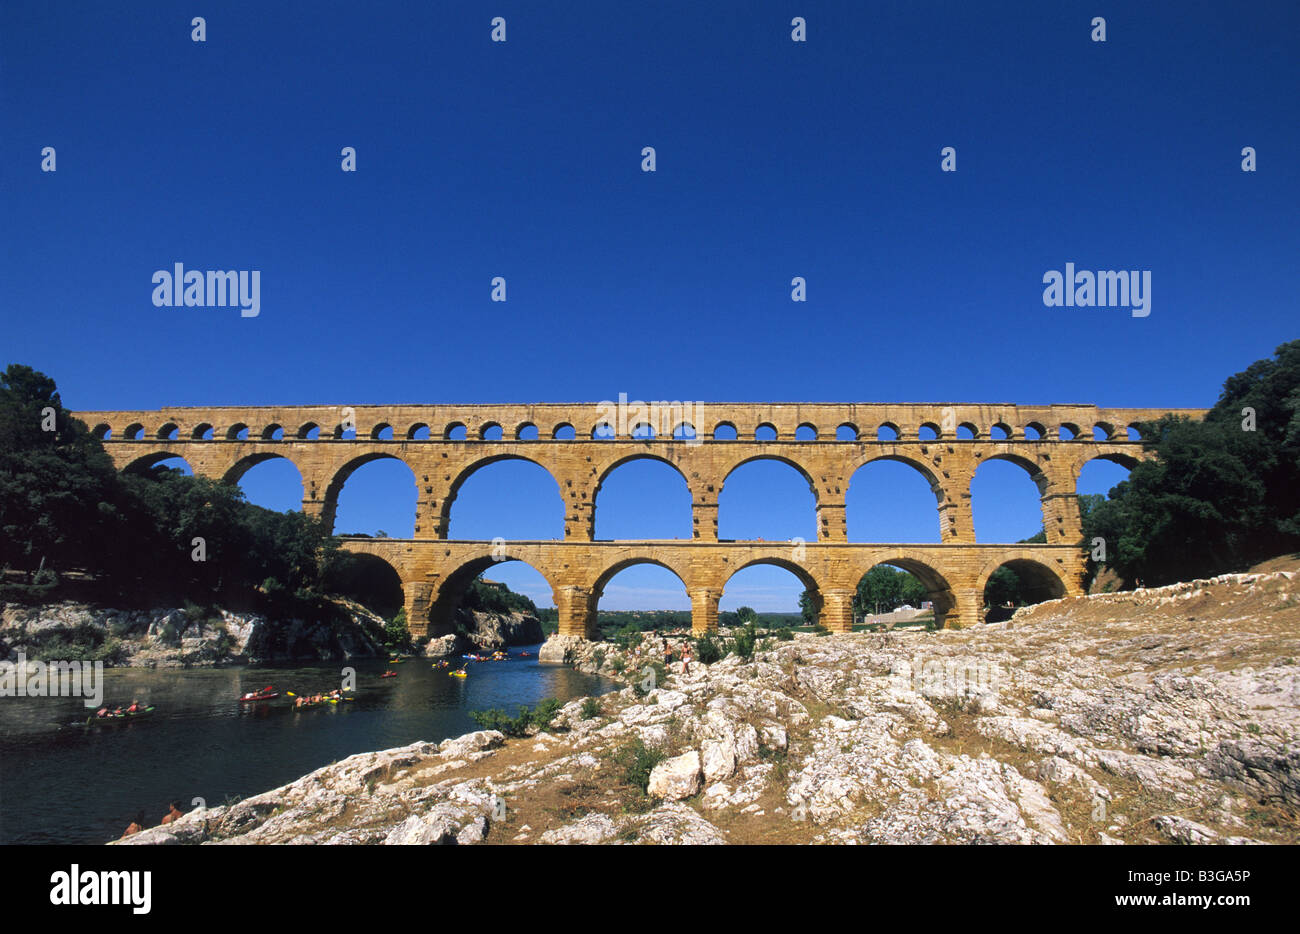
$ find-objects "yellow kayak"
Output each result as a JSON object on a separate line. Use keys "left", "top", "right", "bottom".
{"left": 450, "top": 670, "right": 468, "bottom": 678}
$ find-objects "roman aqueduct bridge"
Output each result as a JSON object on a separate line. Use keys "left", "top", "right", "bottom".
{"left": 73, "top": 401, "right": 1206, "bottom": 637}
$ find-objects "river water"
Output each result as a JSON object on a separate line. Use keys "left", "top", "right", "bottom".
{"left": 0, "top": 647, "right": 609, "bottom": 845}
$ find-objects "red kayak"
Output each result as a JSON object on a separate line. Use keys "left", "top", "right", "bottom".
{"left": 380, "top": 671, "right": 398, "bottom": 679}
{"left": 239, "top": 688, "right": 278, "bottom": 703}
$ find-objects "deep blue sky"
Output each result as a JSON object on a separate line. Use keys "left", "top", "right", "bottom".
{"left": 3, "top": 1, "right": 1296, "bottom": 610}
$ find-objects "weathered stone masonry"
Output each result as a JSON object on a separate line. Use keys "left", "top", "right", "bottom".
{"left": 75, "top": 402, "right": 1206, "bottom": 638}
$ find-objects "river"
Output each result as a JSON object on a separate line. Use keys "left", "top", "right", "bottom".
{"left": 0, "top": 647, "right": 610, "bottom": 845}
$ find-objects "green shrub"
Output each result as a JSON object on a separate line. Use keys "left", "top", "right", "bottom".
{"left": 469, "top": 697, "right": 563, "bottom": 737}
{"left": 733, "top": 623, "right": 757, "bottom": 660}
{"left": 775, "top": 627, "right": 794, "bottom": 641}
{"left": 579, "top": 697, "right": 602, "bottom": 720}
{"left": 694, "top": 634, "right": 723, "bottom": 665}
{"left": 612, "top": 738, "right": 667, "bottom": 794}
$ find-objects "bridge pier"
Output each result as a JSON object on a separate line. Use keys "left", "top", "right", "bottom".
{"left": 555, "top": 585, "right": 597, "bottom": 639}
{"left": 403, "top": 581, "right": 435, "bottom": 639}
{"left": 689, "top": 587, "right": 722, "bottom": 634}
{"left": 819, "top": 588, "right": 855, "bottom": 633}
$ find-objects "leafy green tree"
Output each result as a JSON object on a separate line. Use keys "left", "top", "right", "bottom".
{"left": 1083, "top": 340, "right": 1300, "bottom": 585}
{"left": 0, "top": 365, "right": 127, "bottom": 585}
{"left": 734, "top": 605, "right": 757, "bottom": 624}
{"left": 852, "top": 565, "right": 927, "bottom": 616}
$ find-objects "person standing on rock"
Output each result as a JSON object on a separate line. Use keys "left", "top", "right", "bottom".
{"left": 161, "top": 801, "right": 184, "bottom": 824}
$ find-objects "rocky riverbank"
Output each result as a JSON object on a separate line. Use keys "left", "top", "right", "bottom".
{"left": 115, "top": 567, "right": 1299, "bottom": 844}
{"left": 0, "top": 598, "right": 388, "bottom": 667}
{"left": 421, "top": 610, "right": 546, "bottom": 658}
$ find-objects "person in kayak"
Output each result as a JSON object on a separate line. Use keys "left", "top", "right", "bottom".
{"left": 161, "top": 801, "right": 184, "bottom": 824}
{"left": 126, "top": 699, "right": 142, "bottom": 714}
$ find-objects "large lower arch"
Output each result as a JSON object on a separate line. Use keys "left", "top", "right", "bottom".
{"left": 324, "top": 551, "right": 405, "bottom": 621}
{"left": 977, "top": 556, "right": 1069, "bottom": 622}
{"left": 720, "top": 557, "right": 820, "bottom": 629}
{"left": 857, "top": 555, "right": 958, "bottom": 630}
{"left": 427, "top": 553, "right": 556, "bottom": 637}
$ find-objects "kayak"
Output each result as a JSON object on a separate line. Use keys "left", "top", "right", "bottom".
{"left": 87, "top": 706, "right": 155, "bottom": 725}
{"left": 449, "top": 670, "right": 467, "bottom": 678}
{"left": 239, "top": 691, "right": 278, "bottom": 703}
{"left": 380, "top": 671, "right": 398, "bottom": 679}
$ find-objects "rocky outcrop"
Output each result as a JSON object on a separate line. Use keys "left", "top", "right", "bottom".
{"left": 116, "top": 569, "right": 1300, "bottom": 844}
{"left": 421, "top": 610, "right": 545, "bottom": 657}
{"left": 1, "top": 597, "right": 387, "bottom": 668}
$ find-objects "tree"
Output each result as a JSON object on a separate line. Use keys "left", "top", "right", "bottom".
{"left": 1082, "top": 340, "right": 1300, "bottom": 586}
{"left": 0, "top": 364, "right": 127, "bottom": 583}
{"left": 735, "top": 605, "right": 757, "bottom": 624}
{"left": 852, "top": 565, "right": 926, "bottom": 616}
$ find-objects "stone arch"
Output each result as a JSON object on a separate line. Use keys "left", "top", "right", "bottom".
{"left": 957, "top": 422, "right": 979, "bottom": 440}
{"left": 1023, "top": 421, "right": 1046, "bottom": 440}
{"left": 592, "top": 454, "right": 692, "bottom": 540}
{"left": 92, "top": 423, "right": 112, "bottom": 440}
{"left": 980, "top": 453, "right": 1049, "bottom": 495}
{"left": 479, "top": 422, "right": 504, "bottom": 441}
{"left": 192, "top": 423, "right": 214, "bottom": 440}
{"left": 989, "top": 422, "right": 1011, "bottom": 440}
{"left": 720, "top": 453, "right": 817, "bottom": 496}
{"left": 225, "top": 423, "right": 248, "bottom": 441}
{"left": 754, "top": 422, "right": 778, "bottom": 441}
{"left": 857, "top": 554, "right": 958, "bottom": 629}
{"left": 1092, "top": 421, "right": 1116, "bottom": 441}
{"left": 325, "top": 551, "right": 405, "bottom": 621}
{"left": 515, "top": 421, "right": 539, "bottom": 440}
{"left": 157, "top": 422, "right": 179, "bottom": 441}
{"left": 223, "top": 451, "right": 303, "bottom": 485}
{"left": 441, "top": 454, "right": 564, "bottom": 540}
{"left": 427, "top": 552, "right": 557, "bottom": 636}
{"left": 918, "top": 421, "right": 941, "bottom": 440}
{"left": 123, "top": 451, "right": 193, "bottom": 475}
{"left": 835, "top": 422, "right": 859, "bottom": 441}
{"left": 322, "top": 452, "right": 415, "bottom": 532}
{"left": 722, "top": 556, "right": 821, "bottom": 595}
{"left": 712, "top": 421, "right": 738, "bottom": 440}
{"left": 261, "top": 423, "right": 285, "bottom": 441}
{"left": 1058, "top": 422, "right": 1081, "bottom": 441}
{"left": 670, "top": 421, "right": 698, "bottom": 441}
{"left": 408, "top": 423, "right": 430, "bottom": 440}
{"left": 553, "top": 422, "right": 576, "bottom": 440}
{"left": 297, "top": 422, "right": 319, "bottom": 439}
{"left": 370, "top": 422, "right": 393, "bottom": 440}
{"left": 845, "top": 454, "right": 946, "bottom": 542}
{"left": 877, "top": 422, "right": 900, "bottom": 441}
{"left": 445, "top": 421, "right": 468, "bottom": 441}
{"left": 976, "top": 555, "right": 1069, "bottom": 613}
{"left": 591, "top": 555, "right": 693, "bottom": 598}
{"left": 124, "top": 422, "right": 145, "bottom": 440}
{"left": 795, "top": 422, "right": 818, "bottom": 441}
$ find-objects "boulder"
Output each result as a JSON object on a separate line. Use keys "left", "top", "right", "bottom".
{"left": 647, "top": 751, "right": 703, "bottom": 801}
